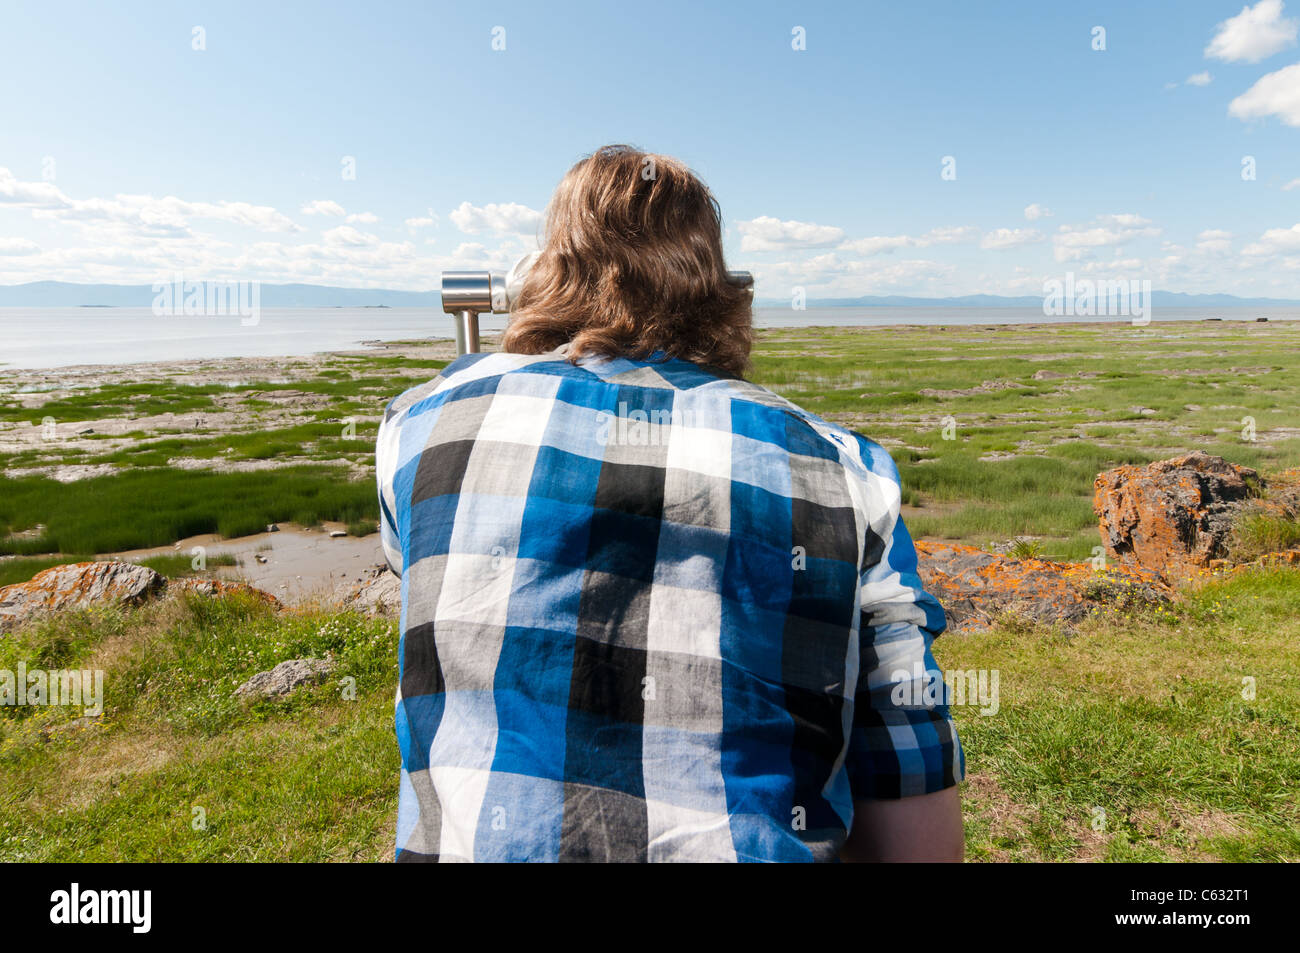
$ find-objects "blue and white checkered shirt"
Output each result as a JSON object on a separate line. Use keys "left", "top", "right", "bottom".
{"left": 376, "top": 345, "right": 963, "bottom": 862}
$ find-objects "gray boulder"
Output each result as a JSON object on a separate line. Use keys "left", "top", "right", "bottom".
{"left": 0, "top": 561, "right": 165, "bottom": 629}
{"left": 234, "top": 656, "right": 335, "bottom": 699}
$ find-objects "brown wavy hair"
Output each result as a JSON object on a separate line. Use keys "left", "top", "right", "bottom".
{"left": 501, "top": 145, "right": 753, "bottom": 377}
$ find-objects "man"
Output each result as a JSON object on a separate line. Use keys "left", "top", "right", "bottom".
{"left": 376, "top": 145, "right": 964, "bottom": 862}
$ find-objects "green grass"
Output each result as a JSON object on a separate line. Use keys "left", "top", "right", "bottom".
{"left": 0, "top": 467, "right": 378, "bottom": 555}
{"left": 0, "top": 381, "right": 231, "bottom": 425}
{"left": 1231, "top": 511, "right": 1300, "bottom": 562}
{"left": 1, "top": 568, "right": 1295, "bottom": 861}
{"left": 943, "top": 566, "right": 1300, "bottom": 861}
{"left": 0, "top": 555, "right": 96, "bottom": 587}
{"left": 100, "top": 422, "right": 378, "bottom": 467}
{"left": 135, "top": 552, "right": 240, "bottom": 576}
{"left": 0, "top": 593, "right": 399, "bottom": 861}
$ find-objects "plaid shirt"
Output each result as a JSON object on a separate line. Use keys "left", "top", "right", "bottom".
{"left": 376, "top": 345, "right": 963, "bottom": 862}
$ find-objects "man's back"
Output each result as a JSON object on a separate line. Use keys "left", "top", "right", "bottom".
{"left": 377, "top": 345, "right": 962, "bottom": 862}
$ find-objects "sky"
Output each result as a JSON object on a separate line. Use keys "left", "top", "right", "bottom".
{"left": 3, "top": 0, "right": 1300, "bottom": 299}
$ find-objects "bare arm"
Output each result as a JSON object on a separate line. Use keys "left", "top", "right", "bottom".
{"left": 840, "top": 786, "right": 964, "bottom": 863}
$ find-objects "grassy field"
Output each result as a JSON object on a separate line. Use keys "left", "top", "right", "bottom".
{"left": 1, "top": 565, "right": 1295, "bottom": 861}
{"left": 2, "top": 320, "right": 1298, "bottom": 861}
{"left": 0, "top": 593, "right": 399, "bottom": 861}
{"left": 751, "top": 321, "right": 1300, "bottom": 560}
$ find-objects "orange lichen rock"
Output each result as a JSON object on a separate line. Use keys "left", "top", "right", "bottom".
{"left": 1094, "top": 452, "right": 1258, "bottom": 580}
{"left": 914, "top": 540, "right": 1172, "bottom": 632}
{"left": 0, "top": 560, "right": 278, "bottom": 629}
{"left": 0, "top": 561, "right": 165, "bottom": 627}
{"left": 167, "top": 577, "right": 281, "bottom": 606}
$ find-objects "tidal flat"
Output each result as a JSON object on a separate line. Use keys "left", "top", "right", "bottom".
{"left": 3, "top": 319, "right": 1297, "bottom": 567}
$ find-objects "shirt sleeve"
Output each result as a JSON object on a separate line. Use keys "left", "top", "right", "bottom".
{"left": 375, "top": 403, "right": 404, "bottom": 576}
{"left": 844, "top": 457, "right": 965, "bottom": 801}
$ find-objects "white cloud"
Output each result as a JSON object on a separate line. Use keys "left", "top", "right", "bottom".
{"left": 404, "top": 216, "right": 436, "bottom": 229}
{"left": 923, "top": 225, "right": 980, "bottom": 244}
{"left": 1186, "top": 71, "right": 1214, "bottom": 86}
{"left": 1024, "top": 203, "right": 1052, "bottom": 221}
{"left": 0, "top": 237, "right": 40, "bottom": 255}
{"left": 300, "top": 199, "right": 345, "bottom": 216}
{"left": 0, "top": 167, "right": 69, "bottom": 208}
{"left": 346, "top": 211, "right": 379, "bottom": 224}
{"left": 736, "top": 216, "right": 845, "bottom": 252}
{"left": 0, "top": 170, "right": 303, "bottom": 238}
{"left": 1196, "top": 229, "right": 1233, "bottom": 253}
{"left": 1229, "top": 62, "right": 1300, "bottom": 125}
{"left": 1242, "top": 222, "right": 1300, "bottom": 255}
{"left": 980, "top": 228, "right": 1044, "bottom": 250}
{"left": 1205, "top": 0, "right": 1297, "bottom": 63}
{"left": 449, "top": 201, "right": 543, "bottom": 236}
{"left": 1097, "top": 213, "right": 1154, "bottom": 228}
{"left": 837, "top": 234, "right": 914, "bottom": 256}
{"left": 322, "top": 225, "right": 380, "bottom": 246}
{"left": 838, "top": 225, "right": 978, "bottom": 256}
{"left": 1283, "top": 178, "right": 1300, "bottom": 190}
{"left": 752, "top": 253, "right": 957, "bottom": 296}
{"left": 0, "top": 175, "right": 535, "bottom": 288}
{"left": 1052, "top": 214, "right": 1161, "bottom": 262}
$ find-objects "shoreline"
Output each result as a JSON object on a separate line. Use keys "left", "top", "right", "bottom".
{"left": 1, "top": 313, "right": 1294, "bottom": 375}
{"left": 1, "top": 310, "right": 1295, "bottom": 373}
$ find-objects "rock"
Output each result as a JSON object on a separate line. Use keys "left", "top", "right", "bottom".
{"left": 266, "top": 523, "right": 280, "bottom": 533}
{"left": 915, "top": 541, "right": 1172, "bottom": 632}
{"left": 0, "top": 561, "right": 287, "bottom": 630}
{"left": 328, "top": 530, "right": 347, "bottom": 538}
{"left": 255, "top": 554, "right": 269, "bottom": 564}
{"left": 1094, "top": 452, "right": 1259, "bottom": 579}
{"left": 168, "top": 578, "right": 281, "bottom": 606}
{"left": 0, "top": 561, "right": 165, "bottom": 629}
{"left": 341, "top": 564, "right": 401, "bottom": 616}
{"left": 235, "top": 656, "right": 334, "bottom": 699}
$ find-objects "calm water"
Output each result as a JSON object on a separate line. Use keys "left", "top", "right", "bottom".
{"left": 0, "top": 306, "right": 1293, "bottom": 371}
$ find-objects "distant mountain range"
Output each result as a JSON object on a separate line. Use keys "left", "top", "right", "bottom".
{"left": 0, "top": 281, "right": 1297, "bottom": 309}
{"left": 753, "top": 291, "right": 1300, "bottom": 308}
{"left": 0, "top": 281, "right": 439, "bottom": 308}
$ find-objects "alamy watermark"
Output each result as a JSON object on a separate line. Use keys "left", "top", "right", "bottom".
{"left": 50, "top": 883, "right": 150, "bottom": 933}
{"left": 890, "top": 663, "right": 1000, "bottom": 716}
{"left": 1, "top": 663, "right": 103, "bottom": 715}
{"left": 595, "top": 402, "right": 698, "bottom": 446}
{"left": 1042, "top": 272, "right": 1151, "bottom": 325}
{"left": 152, "top": 272, "right": 260, "bottom": 326}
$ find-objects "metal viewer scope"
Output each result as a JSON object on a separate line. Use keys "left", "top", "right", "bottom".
{"left": 440, "top": 269, "right": 755, "bottom": 356}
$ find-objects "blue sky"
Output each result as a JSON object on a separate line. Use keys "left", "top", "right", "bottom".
{"left": 3, "top": 0, "right": 1300, "bottom": 297}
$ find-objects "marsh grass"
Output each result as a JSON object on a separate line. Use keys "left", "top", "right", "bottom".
{"left": 0, "top": 467, "right": 377, "bottom": 555}
{"left": 135, "top": 552, "right": 240, "bottom": 576}
{"left": 1231, "top": 511, "right": 1300, "bottom": 562}
{"left": 750, "top": 323, "right": 1300, "bottom": 555}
